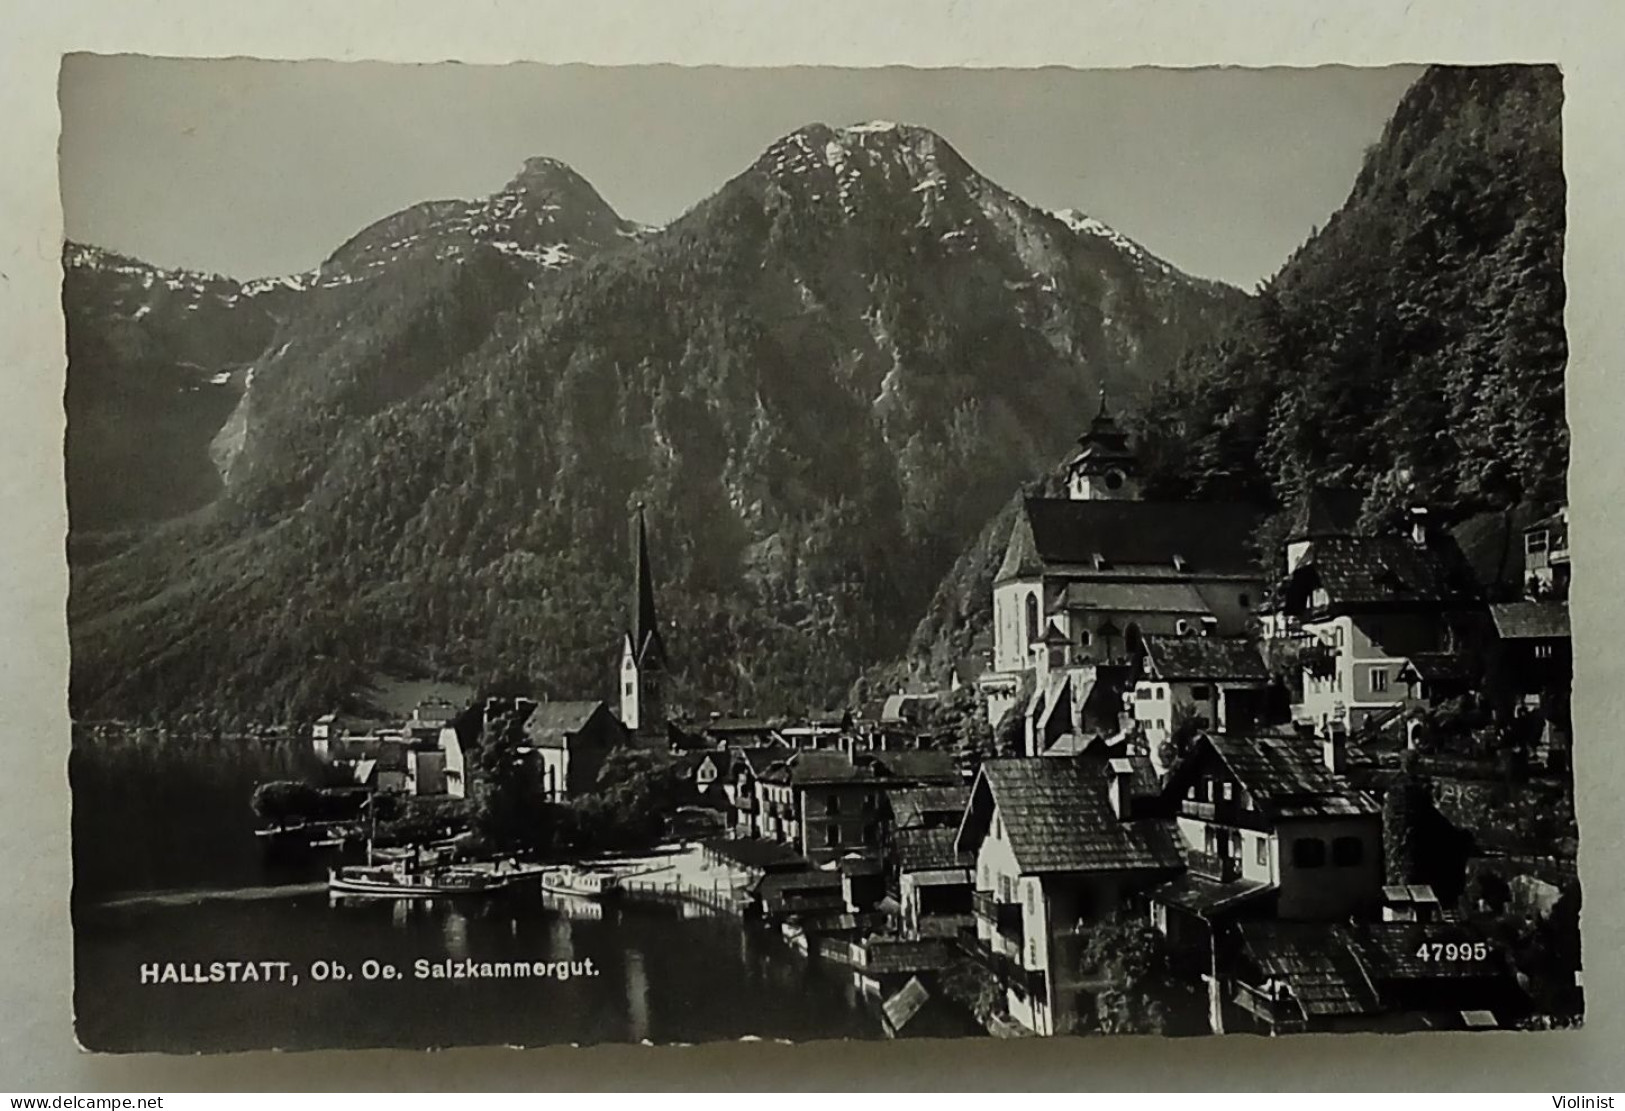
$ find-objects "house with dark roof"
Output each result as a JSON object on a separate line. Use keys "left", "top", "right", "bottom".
{"left": 1274, "top": 507, "right": 1480, "bottom": 733}
{"left": 783, "top": 751, "right": 886, "bottom": 864}
{"left": 523, "top": 700, "right": 626, "bottom": 802}
{"left": 724, "top": 743, "right": 791, "bottom": 838}
{"left": 1151, "top": 732, "right": 1381, "bottom": 942}
{"left": 1523, "top": 505, "right": 1570, "bottom": 598}
{"left": 1485, "top": 599, "right": 1572, "bottom": 768}
{"left": 1132, "top": 635, "right": 1273, "bottom": 774}
{"left": 892, "top": 826, "right": 974, "bottom": 940}
{"left": 979, "top": 401, "right": 1266, "bottom": 740}
{"left": 1223, "top": 919, "right": 1523, "bottom": 1035}
{"left": 954, "top": 755, "right": 1184, "bottom": 1036}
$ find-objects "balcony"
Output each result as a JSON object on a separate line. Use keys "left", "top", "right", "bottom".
{"left": 1299, "top": 642, "right": 1339, "bottom": 679}
{"left": 1186, "top": 849, "right": 1241, "bottom": 883}
{"left": 972, "top": 891, "right": 1025, "bottom": 939}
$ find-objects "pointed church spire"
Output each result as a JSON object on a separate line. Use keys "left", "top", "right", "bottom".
{"left": 632, "top": 502, "right": 661, "bottom": 659}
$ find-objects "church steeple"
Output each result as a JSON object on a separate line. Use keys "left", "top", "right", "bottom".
{"left": 621, "top": 503, "right": 666, "bottom": 733}
{"left": 633, "top": 503, "right": 662, "bottom": 662}
{"left": 1066, "top": 387, "right": 1141, "bottom": 501}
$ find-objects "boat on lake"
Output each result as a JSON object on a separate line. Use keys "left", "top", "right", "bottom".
{"left": 328, "top": 860, "right": 517, "bottom": 897}
{"left": 539, "top": 867, "right": 622, "bottom": 901}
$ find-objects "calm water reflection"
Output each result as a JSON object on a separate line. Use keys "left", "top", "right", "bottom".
{"left": 71, "top": 733, "right": 883, "bottom": 1052}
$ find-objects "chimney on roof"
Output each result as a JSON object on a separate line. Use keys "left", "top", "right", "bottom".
{"left": 1408, "top": 505, "right": 1430, "bottom": 548}
{"left": 1107, "top": 757, "right": 1136, "bottom": 819}
{"left": 1322, "top": 722, "right": 1348, "bottom": 775}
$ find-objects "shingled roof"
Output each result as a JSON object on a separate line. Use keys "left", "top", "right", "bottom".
{"left": 959, "top": 757, "right": 1185, "bottom": 875}
{"left": 997, "top": 498, "right": 1265, "bottom": 583}
{"left": 895, "top": 827, "right": 973, "bottom": 873}
{"left": 870, "top": 750, "right": 959, "bottom": 785}
{"left": 889, "top": 785, "right": 972, "bottom": 831}
{"left": 1283, "top": 535, "right": 1476, "bottom": 614}
{"left": 1143, "top": 636, "right": 1269, "bottom": 682}
{"left": 1174, "top": 734, "right": 1379, "bottom": 819}
{"left": 730, "top": 744, "right": 791, "bottom": 778}
{"left": 789, "top": 751, "right": 876, "bottom": 786}
{"left": 1489, "top": 601, "right": 1571, "bottom": 640}
{"left": 1237, "top": 922, "right": 1383, "bottom": 1020}
{"left": 521, "top": 701, "right": 611, "bottom": 749}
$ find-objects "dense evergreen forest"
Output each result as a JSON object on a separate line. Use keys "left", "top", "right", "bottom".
{"left": 898, "top": 65, "right": 1567, "bottom": 686}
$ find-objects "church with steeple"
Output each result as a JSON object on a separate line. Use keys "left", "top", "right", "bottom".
{"left": 978, "top": 390, "right": 1266, "bottom": 747}
{"left": 619, "top": 504, "right": 668, "bottom": 737}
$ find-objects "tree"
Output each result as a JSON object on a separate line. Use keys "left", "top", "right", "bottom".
{"left": 1075, "top": 915, "right": 1203, "bottom": 1035}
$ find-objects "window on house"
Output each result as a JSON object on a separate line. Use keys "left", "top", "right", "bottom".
{"left": 1176, "top": 619, "right": 1190, "bottom": 635}
{"left": 1371, "top": 669, "right": 1389, "bottom": 693}
{"left": 1026, "top": 594, "right": 1040, "bottom": 645}
{"left": 1137, "top": 687, "right": 1151, "bottom": 701}
{"left": 1256, "top": 838, "right": 1269, "bottom": 867}
{"left": 624, "top": 682, "right": 634, "bottom": 697}
{"left": 1526, "top": 530, "right": 1549, "bottom": 555}
{"left": 1535, "top": 644, "right": 1553, "bottom": 659}
{"left": 825, "top": 795, "right": 840, "bottom": 815}
{"left": 1191, "top": 684, "right": 1211, "bottom": 700}
{"left": 1292, "top": 838, "right": 1327, "bottom": 868}
{"left": 824, "top": 827, "right": 837, "bottom": 847}
{"left": 1222, "top": 782, "right": 1234, "bottom": 802}
{"left": 1332, "top": 836, "right": 1364, "bottom": 867}
{"left": 1078, "top": 630, "right": 1092, "bottom": 647}
{"left": 1334, "top": 626, "right": 1345, "bottom": 648}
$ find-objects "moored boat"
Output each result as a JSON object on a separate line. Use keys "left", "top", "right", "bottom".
{"left": 539, "top": 867, "right": 622, "bottom": 900}
{"left": 328, "top": 861, "right": 515, "bottom": 898}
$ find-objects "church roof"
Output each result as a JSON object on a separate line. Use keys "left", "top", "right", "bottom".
{"left": 997, "top": 498, "right": 1264, "bottom": 583}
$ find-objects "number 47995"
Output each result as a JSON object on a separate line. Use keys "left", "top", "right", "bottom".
{"left": 1416, "top": 941, "right": 1490, "bottom": 961}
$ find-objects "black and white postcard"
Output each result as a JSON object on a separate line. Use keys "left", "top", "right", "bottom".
{"left": 61, "top": 57, "right": 1578, "bottom": 1052}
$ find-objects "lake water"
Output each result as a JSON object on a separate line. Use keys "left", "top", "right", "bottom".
{"left": 71, "top": 734, "right": 884, "bottom": 1052}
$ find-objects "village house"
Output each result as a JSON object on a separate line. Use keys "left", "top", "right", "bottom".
{"left": 725, "top": 743, "right": 791, "bottom": 839}
{"left": 978, "top": 397, "right": 1265, "bottom": 738}
{"left": 885, "top": 783, "right": 974, "bottom": 939}
{"left": 778, "top": 752, "right": 886, "bottom": 864}
{"left": 1224, "top": 918, "right": 1521, "bottom": 1035}
{"left": 524, "top": 700, "right": 626, "bottom": 802}
{"left": 1150, "top": 730, "right": 1383, "bottom": 937}
{"left": 1132, "top": 635, "right": 1274, "bottom": 775}
{"left": 954, "top": 755, "right": 1185, "bottom": 1036}
{"left": 1522, "top": 505, "right": 1570, "bottom": 599}
{"left": 1273, "top": 506, "right": 1479, "bottom": 734}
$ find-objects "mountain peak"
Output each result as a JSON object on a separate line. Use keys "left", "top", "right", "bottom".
{"left": 502, "top": 154, "right": 596, "bottom": 196}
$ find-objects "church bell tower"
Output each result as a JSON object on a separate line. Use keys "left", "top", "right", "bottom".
{"left": 1065, "top": 389, "right": 1142, "bottom": 501}
{"left": 619, "top": 504, "right": 667, "bottom": 735}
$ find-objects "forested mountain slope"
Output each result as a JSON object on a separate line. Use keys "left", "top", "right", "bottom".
{"left": 897, "top": 65, "right": 1567, "bottom": 688}
{"left": 67, "top": 122, "right": 1243, "bottom": 725}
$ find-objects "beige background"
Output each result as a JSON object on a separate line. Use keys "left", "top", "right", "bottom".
{"left": 2, "top": 0, "right": 1621, "bottom": 1091}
